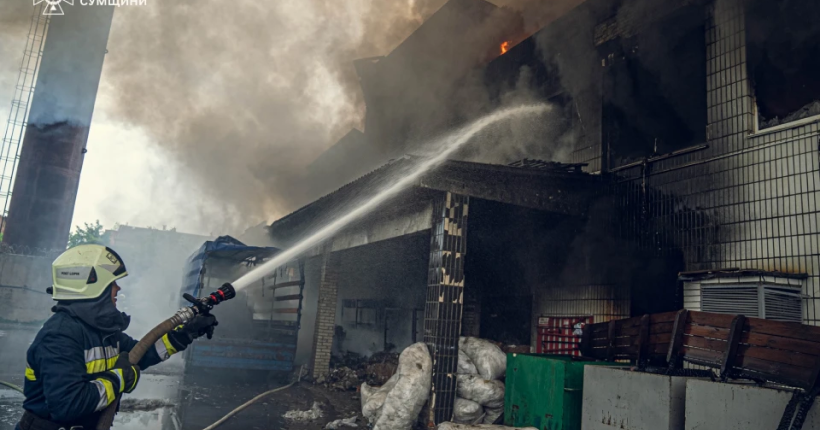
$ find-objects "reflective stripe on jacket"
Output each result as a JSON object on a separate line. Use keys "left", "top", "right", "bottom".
{"left": 22, "top": 310, "right": 178, "bottom": 423}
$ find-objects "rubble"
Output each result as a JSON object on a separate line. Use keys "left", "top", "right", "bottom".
{"left": 284, "top": 401, "right": 324, "bottom": 421}
{"left": 319, "top": 350, "right": 400, "bottom": 390}
{"left": 324, "top": 416, "right": 359, "bottom": 429}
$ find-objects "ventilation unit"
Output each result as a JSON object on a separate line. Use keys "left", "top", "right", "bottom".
{"left": 681, "top": 270, "right": 805, "bottom": 323}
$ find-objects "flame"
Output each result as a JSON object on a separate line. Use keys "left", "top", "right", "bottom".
{"left": 500, "top": 41, "right": 510, "bottom": 55}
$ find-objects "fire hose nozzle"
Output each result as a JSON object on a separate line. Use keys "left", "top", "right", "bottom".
{"left": 182, "top": 283, "right": 237, "bottom": 316}
{"left": 208, "top": 283, "right": 236, "bottom": 305}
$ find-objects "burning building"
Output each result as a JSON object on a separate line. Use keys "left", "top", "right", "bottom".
{"left": 265, "top": 0, "right": 820, "bottom": 424}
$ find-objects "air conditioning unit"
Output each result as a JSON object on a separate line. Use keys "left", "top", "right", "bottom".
{"left": 681, "top": 270, "right": 805, "bottom": 322}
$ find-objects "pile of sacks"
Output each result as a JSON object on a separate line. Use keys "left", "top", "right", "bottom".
{"left": 454, "top": 337, "right": 507, "bottom": 425}
{"left": 360, "top": 337, "right": 508, "bottom": 430}
{"left": 361, "top": 343, "right": 432, "bottom": 430}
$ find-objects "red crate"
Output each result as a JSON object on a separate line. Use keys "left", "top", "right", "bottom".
{"left": 536, "top": 316, "right": 593, "bottom": 356}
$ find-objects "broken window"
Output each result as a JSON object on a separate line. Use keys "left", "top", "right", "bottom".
{"left": 342, "top": 300, "right": 358, "bottom": 324}
{"left": 747, "top": 0, "right": 820, "bottom": 130}
{"left": 341, "top": 299, "right": 378, "bottom": 326}
{"left": 601, "top": 5, "right": 706, "bottom": 167}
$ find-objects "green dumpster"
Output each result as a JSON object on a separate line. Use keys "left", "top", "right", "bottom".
{"left": 504, "top": 354, "right": 625, "bottom": 430}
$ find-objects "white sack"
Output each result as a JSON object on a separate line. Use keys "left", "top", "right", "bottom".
{"left": 482, "top": 406, "right": 503, "bottom": 424}
{"left": 458, "top": 350, "right": 478, "bottom": 375}
{"left": 459, "top": 337, "right": 506, "bottom": 380}
{"left": 456, "top": 374, "right": 505, "bottom": 408}
{"left": 453, "top": 397, "right": 484, "bottom": 424}
{"left": 372, "top": 342, "right": 433, "bottom": 430}
{"left": 437, "top": 423, "right": 537, "bottom": 430}
{"left": 361, "top": 373, "right": 399, "bottom": 423}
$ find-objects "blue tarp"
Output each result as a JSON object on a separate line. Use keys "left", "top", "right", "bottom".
{"left": 180, "top": 235, "right": 279, "bottom": 304}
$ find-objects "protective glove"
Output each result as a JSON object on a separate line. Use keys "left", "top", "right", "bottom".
{"left": 96, "top": 352, "right": 140, "bottom": 394}
{"left": 167, "top": 313, "right": 218, "bottom": 350}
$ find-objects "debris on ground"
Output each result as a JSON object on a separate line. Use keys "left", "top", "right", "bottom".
{"left": 284, "top": 401, "right": 324, "bottom": 421}
{"left": 324, "top": 416, "right": 359, "bottom": 429}
{"left": 319, "top": 350, "right": 400, "bottom": 390}
{"left": 317, "top": 367, "right": 364, "bottom": 391}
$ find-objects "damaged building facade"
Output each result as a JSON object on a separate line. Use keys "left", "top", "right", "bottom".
{"left": 266, "top": 0, "right": 820, "bottom": 424}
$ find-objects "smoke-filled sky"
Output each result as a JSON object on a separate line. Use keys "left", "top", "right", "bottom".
{"left": 0, "top": 0, "right": 582, "bottom": 237}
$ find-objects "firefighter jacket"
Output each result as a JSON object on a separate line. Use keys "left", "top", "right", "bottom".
{"left": 21, "top": 295, "right": 184, "bottom": 424}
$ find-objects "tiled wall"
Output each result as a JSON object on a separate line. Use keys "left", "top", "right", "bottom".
{"left": 613, "top": 0, "right": 820, "bottom": 325}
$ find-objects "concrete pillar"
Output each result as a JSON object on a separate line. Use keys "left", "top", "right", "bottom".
{"left": 423, "top": 192, "right": 469, "bottom": 426}
{"left": 310, "top": 248, "right": 339, "bottom": 378}
{"left": 4, "top": 5, "right": 115, "bottom": 250}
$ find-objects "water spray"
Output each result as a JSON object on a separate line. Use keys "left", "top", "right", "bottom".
{"left": 231, "top": 104, "right": 550, "bottom": 291}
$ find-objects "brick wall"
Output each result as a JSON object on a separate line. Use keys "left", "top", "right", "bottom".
{"left": 310, "top": 249, "right": 340, "bottom": 377}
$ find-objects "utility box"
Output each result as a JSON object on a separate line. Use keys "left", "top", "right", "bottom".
{"left": 686, "top": 379, "right": 820, "bottom": 430}
{"left": 582, "top": 366, "right": 690, "bottom": 430}
{"left": 505, "top": 353, "right": 623, "bottom": 430}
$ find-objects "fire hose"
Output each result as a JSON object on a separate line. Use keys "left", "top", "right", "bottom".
{"left": 95, "top": 283, "right": 236, "bottom": 430}
{"left": 0, "top": 380, "right": 24, "bottom": 394}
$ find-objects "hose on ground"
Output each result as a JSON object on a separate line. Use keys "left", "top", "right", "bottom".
{"left": 201, "top": 365, "right": 304, "bottom": 430}
{"left": 0, "top": 380, "right": 24, "bottom": 394}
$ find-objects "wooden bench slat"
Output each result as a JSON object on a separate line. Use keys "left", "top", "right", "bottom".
{"left": 689, "top": 311, "right": 735, "bottom": 328}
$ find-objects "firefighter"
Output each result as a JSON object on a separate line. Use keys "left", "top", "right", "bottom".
{"left": 16, "top": 244, "right": 217, "bottom": 430}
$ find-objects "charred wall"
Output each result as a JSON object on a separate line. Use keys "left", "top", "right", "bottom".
{"left": 599, "top": 0, "right": 820, "bottom": 325}
{"left": 464, "top": 196, "right": 681, "bottom": 350}
{"left": 480, "top": 0, "right": 820, "bottom": 326}
{"left": 332, "top": 232, "right": 429, "bottom": 356}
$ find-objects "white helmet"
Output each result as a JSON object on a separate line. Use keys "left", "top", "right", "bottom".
{"left": 51, "top": 244, "right": 128, "bottom": 301}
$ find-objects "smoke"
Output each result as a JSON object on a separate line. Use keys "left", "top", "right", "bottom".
{"left": 93, "top": 0, "right": 457, "bottom": 234}
{"left": 0, "top": 0, "right": 593, "bottom": 238}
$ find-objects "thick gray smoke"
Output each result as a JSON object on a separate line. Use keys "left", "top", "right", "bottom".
{"left": 97, "top": 0, "right": 457, "bottom": 232}
{"left": 0, "top": 0, "right": 592, "bottom": 236}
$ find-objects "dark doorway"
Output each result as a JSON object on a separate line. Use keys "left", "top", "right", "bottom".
{"left": 479, "top": 294, "right": 532, "bottom": 345}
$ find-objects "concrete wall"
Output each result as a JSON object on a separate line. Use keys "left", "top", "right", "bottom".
{"left": 686, "top": 379, "right": 820, "bottom": 429}
{"left": 0, "top": 253, "right": 54, "bottom": 324}
{"left": 582, "top": 366, "right": 688, "bottom": 430}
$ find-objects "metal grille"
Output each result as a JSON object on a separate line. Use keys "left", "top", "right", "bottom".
{"left": 539, "top": 283, "right": 630, "bottom": 322}
{"left": 764, "top": 287, "right": 803, "bottom": 322}
{"left": 424, "top": 192, "right": 468, "bottom": 427}
{"left": 0, "top": 4, "right": 49, "bottom": 234}
{"left": 701, "top": 284, "right": 761, "bottom": 317}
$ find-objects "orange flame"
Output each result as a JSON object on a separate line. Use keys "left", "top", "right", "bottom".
{"left": 500, "top": 41, "right": 510, "bottom": 55}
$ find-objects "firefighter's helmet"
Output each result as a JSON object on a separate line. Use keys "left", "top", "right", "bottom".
{"left": 51, "top": 244, "right": 128, "bottom": 301}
